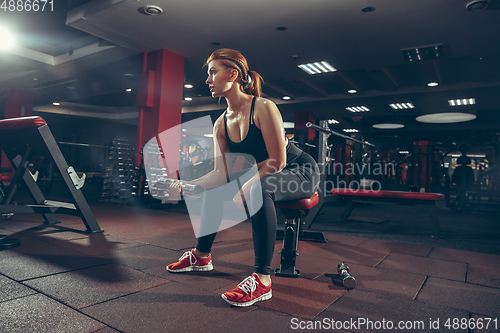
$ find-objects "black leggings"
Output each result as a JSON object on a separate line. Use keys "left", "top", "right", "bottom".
{"left": 196, "top": 148, "right": 319, "bottom": 275}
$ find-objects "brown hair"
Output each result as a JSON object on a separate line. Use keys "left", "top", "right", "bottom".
{"left": 205, "top": 48, "right": 263, "bottom": 97}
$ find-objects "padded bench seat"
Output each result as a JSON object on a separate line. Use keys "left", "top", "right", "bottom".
{"left": 332, "top": 188, "right": 445, "bottom": 238}
{"left": 0, "top": 116, "right": 46, "bottom": 130}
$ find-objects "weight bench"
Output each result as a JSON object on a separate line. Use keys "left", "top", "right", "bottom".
{"left": 332, "top": 188, "right": 445, "bottom": 238}
{"left": 0, "top": 116, "right": 103, "bottom": 234}
{"left": 274, "top": 191, "right": 327, "bottom": 278}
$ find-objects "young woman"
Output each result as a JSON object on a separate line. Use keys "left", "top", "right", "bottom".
{"left": 166, "top": 49, "right": 319, "bottom": 307}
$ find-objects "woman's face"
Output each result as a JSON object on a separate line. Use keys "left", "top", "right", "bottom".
{"left": 205, "top": 60, "right": 234, "bottom": 97}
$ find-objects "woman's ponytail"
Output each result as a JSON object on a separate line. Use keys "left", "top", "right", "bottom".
{"left": 244, "top": 70, "right": 263, "bottom": 97}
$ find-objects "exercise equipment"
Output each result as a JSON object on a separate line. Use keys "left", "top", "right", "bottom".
{"left": 301, "top": 121, "right": 377, "bottom": 230}
{"left": 155, "top": 177, "right": 204, "bottom": 197}
{"left": 0, "top": 116, "right": 103, "bottom": 233}
{"left": 306, "top": 122, "right": 375, "bottom": 147}
{"left": 338, "top": 263, "right": 356, "bottom": 289}
{"left": 100, "top": 137, "right": 137, "bottom": 204}
{"left": 274, "top": 191, "right": 323, "bottom": 278}
{"left": 332, "top": 188, "right": 444, "bottom": 238}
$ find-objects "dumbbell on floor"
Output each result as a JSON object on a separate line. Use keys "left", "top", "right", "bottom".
{"left": 338, "top": 263, "right": 356, "bottom": 289}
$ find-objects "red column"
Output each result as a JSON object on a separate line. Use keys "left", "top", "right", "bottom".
{"left": 2, "top": 89, "right": 34, "bottom": 169}
{"left": 135, "top": 49, "right": 185, "bottom": 179}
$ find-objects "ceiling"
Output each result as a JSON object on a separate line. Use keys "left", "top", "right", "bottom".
{"left": 1, "top": 0, "right": 500, "bottom": 151}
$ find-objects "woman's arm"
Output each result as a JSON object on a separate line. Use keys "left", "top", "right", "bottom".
{"left": 186, "top": 115, "right": 232, "bottom": 189}
{"left": 237, "top": 98, "right": 287, "bottom": 196}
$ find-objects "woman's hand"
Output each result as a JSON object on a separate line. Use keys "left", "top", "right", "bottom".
{"left": 156, "top": 177, "right": 185, "bottom": 195}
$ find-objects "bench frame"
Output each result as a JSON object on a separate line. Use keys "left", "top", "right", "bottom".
{"left": 0, "top": 117, "right": 103, "bottom": 233}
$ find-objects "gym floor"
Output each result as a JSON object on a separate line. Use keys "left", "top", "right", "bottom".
{"left": 1, "top": 195, "right": 499, "bottom": 332}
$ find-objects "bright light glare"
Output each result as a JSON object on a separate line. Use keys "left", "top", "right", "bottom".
{"left": 0, "top": 27, "right": 15, "bottom": 50}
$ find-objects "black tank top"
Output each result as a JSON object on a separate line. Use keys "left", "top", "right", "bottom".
{"left": 224, "top": 97, "right": 269, "bottom": 163}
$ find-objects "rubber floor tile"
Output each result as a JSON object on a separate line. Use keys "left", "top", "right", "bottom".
{"left": 144, "top": 260, "right": 244, "bottom": 293}
{"left": 0, "top": 237, "right": 76, "bottom": 260}
{"left": 50, "top": 233, "right": 145, "bottom": 256}
{"left": 315, "top": 263, "right": 427, "bottom": 300}
{"left": 101, "top": 224, "right": 175, "bottom": 240}
{"left": 141, "top": 231, "right": 199, "bottom": 251}
{"left": 91, "top": 327, "right": 122, "bottom": 333}
{"left": 208, "top": 226, "right": 253, "bottom": 243}
{"left": 467, "top": 264, "right": 500, "bottom": 288}
{"left": 0, "top": 249, "right": 111, "bottom": 281}
{"left": 214, "top": 307, "right": 352, "bottom": 333}
{"left": 357, "top": 238, "right": 432, "bottom": 257}
{"left": 81, "top": 282, "right": 252, "bottom": 333}
{"left": 314, "top": 233, "right": 369, "bottom": 247}
{"left": 376, "top": 252, "right": 467, "bottom": 282}
{"left": 16, "top": 225, "right": 90, "bottom": 242}
{"left": 428, "top": 247, "right": 500, "bottom": 268}
{"left": 210, "top": 241, "right": 262, "bottom": 264}
{"left": 96, "top": 244, "right": 183, "bottom": 271}
{"left": 0, "top": 274, "right": 37, "bottom": 303}
{"left": 24, "top": 263, "right": 170, "bottom": 309}
{"left": 302, "top": 241, "right": 389, "bottom": 266}
{"left": 321, "top": 289, "right": 469, "bottom": 333}
{"left": 416, "top": 277, "right": 500, "bottom": 318}
{"left": 0, "top": 293, "right": 105, "bottom": 333}
{"left": 214, "top": 276, "right": 346, "bottom": 319}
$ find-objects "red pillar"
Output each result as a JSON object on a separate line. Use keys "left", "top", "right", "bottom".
{"left": 2, "top": 89, "right": 34, "bottom": 169}
{"left": 135, "top": 49, "right": 185, "bottom": 179}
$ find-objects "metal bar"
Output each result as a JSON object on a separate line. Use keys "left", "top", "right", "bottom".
{"left": 57, "top": 141, "right": 107, "bottom": 148}
{"left": 306, "top": 122, "right": 375, "bottom": 147}
{"left": 38, "top": 125, "right": 103, "bottom": 233}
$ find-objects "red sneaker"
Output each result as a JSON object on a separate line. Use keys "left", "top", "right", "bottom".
{"left": 166, "top": 250, "right": 213, "bottom": 273}
{"left": 221, "top": 273, "right": 272, "bottom": 307}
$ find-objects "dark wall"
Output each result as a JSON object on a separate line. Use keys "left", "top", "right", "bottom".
{"left": 33, "top": 113, "right": 137, "bottom": 173}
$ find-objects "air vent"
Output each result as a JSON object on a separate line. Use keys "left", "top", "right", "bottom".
{"left": 138, "top": 5, "right": 164, "bottom": 16}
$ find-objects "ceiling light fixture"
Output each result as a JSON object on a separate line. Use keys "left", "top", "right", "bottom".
{"left": 298, "top": 61, "right": 336, "bottom": 74}
{"left": 327, "top": 119, "right": 339, "bottom": 124}
{"left": 399, "top": 151, "right": 409, "bottom": 154}
{"left": 0, "top": 26, "right": 15, "bottom": 50}
{"left": 448, "top": 98, "right": 475, "bottom": 106}
{"left": 343, "top": 129, "right": 359, "bottom": 133}
{"left": 126, "top": 88, "right": 132, "bottom": 92}
{"left": 52, "top": 102, "right": 60, "bottom": 106}
{"left": 416, "top": 111, "right": 476, "bottom": 123}
{"left": 138, "top": 5, "right": 164, "bottom": 16}
{"left": 466, "top": 0, "right": 490, "bottom": 11}
{"left": 282, "top": 96, "right": 291, "bottom": 100}
{"left": 348, "top": 89, "right": 357, "bottom": 94}
{"left": 373, "top": 123, "right": 405, "bottom": 129}
{"left": 184, "top": 97, "right": 193, "bottom": 101}
{"left": 427, "top": 82, "right": 439, "bottom": 87}
{"left": 184, "top": 84, "right": 193, "bottom": 89}
{"left": 346, "top": 106, "right": 370, "bottom": 112}
{"left": 389, "top": 103, "right": 415, "bottom": 109}
{"left": 283, "top": 122, "right": 295, "bottom": 129}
